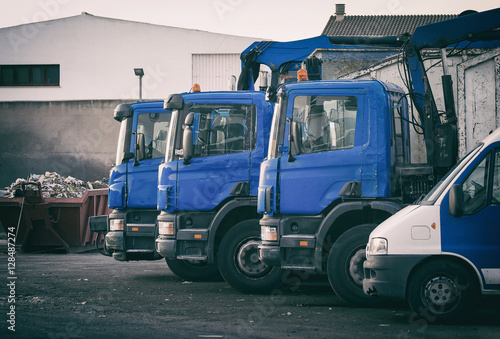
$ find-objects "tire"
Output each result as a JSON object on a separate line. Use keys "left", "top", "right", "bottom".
{"left": 327, "top": 224, "right": 380, "bottom": 306}
{"left": 407, "top": 260, "right": 477, "bottom": 324}
{"left": 165, "top": 258, "right": 221, "bottom": 281}
{"left": 218, "top": 220, "right": 284, "bottom": 294}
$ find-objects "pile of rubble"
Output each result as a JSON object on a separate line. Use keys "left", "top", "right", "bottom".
{"left": 1, "top": 172, "right": 108, "bottom": 199}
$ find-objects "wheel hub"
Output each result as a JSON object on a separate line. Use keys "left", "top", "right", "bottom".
{"left": 349, "top": 248, "right": 366, "bottom": 287}
{"left": 237, "top": 239, "right": 270, "bottom": 277}
{"left": 424, "top": 276, "right": 459, "bottom": 309}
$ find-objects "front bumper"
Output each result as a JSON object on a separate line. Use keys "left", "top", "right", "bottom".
{"left": 105, "top": 231, "right": 125, "bottom": 251}
{"left": 259, "top": 214, "right": 321, "bottom": 271}
{"left": 363, "top": 254, "right": 429, "bottom": 299}
{"left": 156, "top": 228, "right": 210, "bottom": 261}
{"left": 105, "top": 228, "right": 162, "bottom": 262}
{"left": 156, "top": 237, "right": 176, "bottom": 259}
{"left": 258, "top": 243, "right": 281, "bottom": 266}
{"left": 156, "top": 210, "right": 213, "bottom": 262}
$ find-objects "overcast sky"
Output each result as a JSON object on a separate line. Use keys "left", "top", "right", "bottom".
{"left": 1, "top": 0, "right": 499, "bottom": 41}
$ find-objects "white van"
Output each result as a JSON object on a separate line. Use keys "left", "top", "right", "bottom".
{"left": 363, "top": 127, "right": 500, "bottom": 323}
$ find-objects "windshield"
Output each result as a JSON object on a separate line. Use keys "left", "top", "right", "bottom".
{"left": 267, "top": 95, "right": 286, "bottom": 159}
{"left": 165, "top": 110, "right": 179, "bottom": 163}
{"left": 421, "top": 143, "right": 483, "bottom": 204}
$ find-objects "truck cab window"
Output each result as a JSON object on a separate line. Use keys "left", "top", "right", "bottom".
{"left": 188, "top": 105, "right": 255, "bottom": 158}
{"left": 137, "top": 113, "right": 171, "bottom": 160}
{"left": 462, "top": 154, "right": 489, "bottom": 215}
{"left": 292, "top": 95, "right": 357, "bottom": 154}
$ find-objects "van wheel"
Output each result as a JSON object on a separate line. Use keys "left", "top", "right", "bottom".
{"left": 407, "top": 260, "right": 477, "bottom": 324}
{"left": 165, "top": 258, "right": 221, "bottom": 281}
{"left": 327, "top": 224, "right": 380, "bottom": 306}
{"left": 218, "top": 220, "right": 284, "bottom": 294}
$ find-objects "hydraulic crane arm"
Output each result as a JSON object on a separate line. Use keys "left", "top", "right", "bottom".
{"left": 405, "top": 7, "right": 500, "bottom": 118}
{"left": 237, "top": 35, "right": 334, "bottom": 90}
{"left": 403, "top": 7, "right": 500, "bottom": 169}
{"left": 237, "top": 35, "right": 405, "bottom": 91}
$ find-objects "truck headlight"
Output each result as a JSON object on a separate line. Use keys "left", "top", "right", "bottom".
{"left": 109, "top": 219, "right": 124, "bottom": 231}
{"left": 367, "top": 237, "right": 388, "bottom": 256}
{"left": 158, "top": 221, "right": 174, "bottom": 235}
{"left": 261, "top": 226, "right": 277, "bottom": 241}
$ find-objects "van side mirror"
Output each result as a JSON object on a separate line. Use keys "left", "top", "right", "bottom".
{"left": 182, "top": 113, "right": 194, "bottom": 165}
{"left": 449, "top": 184, "right": 463, "bottom": 217}
{"left": 134, "top": 132, "right": 146, "bottom": 166}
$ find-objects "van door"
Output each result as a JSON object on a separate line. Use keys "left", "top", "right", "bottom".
{"left": 441, "top": 146, "right": 500, "bottom": 289}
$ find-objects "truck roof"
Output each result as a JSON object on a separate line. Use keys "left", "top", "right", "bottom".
{"left": 178, "top": 90, "right": 267, "bottom": 101}
{"left": 130, "top": 100, "right": 165, "bottom": 110}
{"left": 280, "top": 79, "right": 404, "bottom": 94}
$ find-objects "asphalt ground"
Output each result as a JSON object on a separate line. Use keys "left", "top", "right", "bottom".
{"left": 1, "top": 241, "right": 499, "bottom": 338}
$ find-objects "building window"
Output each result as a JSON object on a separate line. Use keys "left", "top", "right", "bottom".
{"left": 0, "top": 65, "right": 60, "bottom": 86}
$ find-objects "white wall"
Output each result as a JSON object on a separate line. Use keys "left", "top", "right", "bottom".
{"left": 192, "top": 54, "right": 241, "bottom": 91}
{"left": 0, "top": 13, "right": 260, "bottom": 101}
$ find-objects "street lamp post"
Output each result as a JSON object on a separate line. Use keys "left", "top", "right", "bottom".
{"left": 134, "top": 68, "right": 144, "bottom": 102}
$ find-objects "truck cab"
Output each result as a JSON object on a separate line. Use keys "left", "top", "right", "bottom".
{"left": 155, "top": 90, "right": 283, "bottom": 293}
{"left": 364, "top": 127, "right": 500, "bottom": 323}
{"left": 105, "top": 101, "right": 171, "bottom": 261}
{"left": 258, "top": 78, "right": 433, "bottom": 304}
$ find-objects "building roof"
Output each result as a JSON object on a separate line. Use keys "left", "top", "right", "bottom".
{"left": 322, "top": 14, "right": 457, "bottom": 37}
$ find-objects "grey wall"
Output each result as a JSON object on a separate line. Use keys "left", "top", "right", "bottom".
{"left": 0, "top": 100, "right": 128, "bottom": 187}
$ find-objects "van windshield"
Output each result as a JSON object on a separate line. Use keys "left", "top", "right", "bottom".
{"left": 421, "top": 143, "right": 483, "bottom": 204}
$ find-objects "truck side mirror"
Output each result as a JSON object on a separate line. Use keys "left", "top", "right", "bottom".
{"left": 265, "top": 85, "right": 277, "bottom": 103}
{"left": 449, "top": 184, "right": 463, "bottom": 217}
{"left": 164, "top": 94, "right": 184, "bottom": 110}
{"left": 184, "top": 112, "right": 194, "bottom": 126}
{"left": 134, "top": 133, "right": 146, "bottom": 166}
{"left": 289, "top": 121, "right": 302, "bottom": 157}
{"left": 182, "top": 113, "right": 194, "bottom": 165}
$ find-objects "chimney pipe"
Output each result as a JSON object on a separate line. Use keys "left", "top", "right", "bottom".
{"left": 335, "top": 4, "right": 345, "bottom": 22}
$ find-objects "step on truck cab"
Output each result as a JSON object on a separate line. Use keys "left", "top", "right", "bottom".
{"left": 155, "top": 90, "right": 283, "bottom": 293}
{"left": 104, "top": 101, "right": 171, "bottom": 261}
{"left": 364, "top": 127, "right": 500, "bottom": 323}
{"left": 258, "top": 77, "right": 433, "bottom": 304}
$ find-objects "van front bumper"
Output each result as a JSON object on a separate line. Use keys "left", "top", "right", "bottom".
{"left": 363, "top": 254, "right": 428, "bottom": 299}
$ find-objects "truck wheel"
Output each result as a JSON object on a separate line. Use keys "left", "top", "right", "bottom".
{"left": 407, "top": 260, "right": 477, "bottom": 324}
{"left": 165, "top": 258, "right": 221, "bottom": 281}
{"left": 327, "top": 224, "right": 380, "bottom": 306}
{"left": 218, "top": 220, "right": 284, "bottom": 294}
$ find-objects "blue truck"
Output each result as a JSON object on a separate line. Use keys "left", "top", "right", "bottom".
{"left": 257, "top": 78, "right": 421, "bottom": 305}
{"left": 155, "top": 90, "right": 282, "bottom": 293}
{"left": 91, "top": 101, "right": 171, "bottom": 261}
{"left": 251, "top": 8, "right": 500, "bottom": 305}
